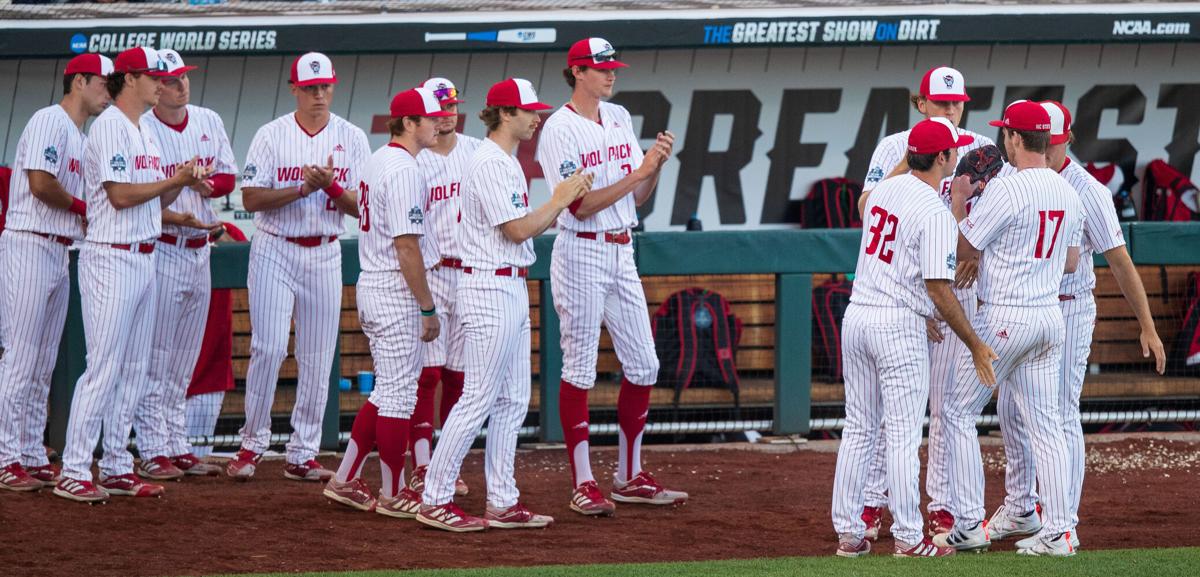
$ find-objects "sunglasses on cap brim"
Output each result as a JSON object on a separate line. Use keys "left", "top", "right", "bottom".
{"left": 433, "top": 86, "right": 459, "bottom": 101}
{"left": 590, "top": 48, "right": 618, "bottom": 63}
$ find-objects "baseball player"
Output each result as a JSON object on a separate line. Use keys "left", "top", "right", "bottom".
{"left": 987, "top": 101, "right": 1166, "bottom": 550}
{"left": 407, "top": 77, "right": 482, "bottom": 498}
{"left": 323, "top": 87, "right": 449, "bottom": 517}
{"left": 832, "top": 118, "right": 997, "bottom": 558}
{"left": 55, "top": 47, "right": 212, "bottom": 503}
{"left": 0, "top": 54, "right": 112, "bottom": 492}
{"left": 934, "top": 101, "right": 1083, "bottom": 556}
{"left": 856, "top": 65, "right": 994, "bottom": 539}
{"left": 225, "top": 52, "right": 368, "bottom": 482}
{"left": 132, "top": 49, "right": 237, "bottom": 480}
{"left": 417, "top": 78, "right": 588, "bottom": 532}
{"left": 535, "top": 38, "right": 685, "bottom": 516}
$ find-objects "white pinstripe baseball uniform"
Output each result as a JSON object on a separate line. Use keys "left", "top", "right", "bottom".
{"left": 998, "top": 158, "right": 1125, "bottom": 528}
{"left": 61, "top": 105, "right": 166, "bottom": 483}
{"left": 422, "top": 137, "right": 533, "bottom": 510}
{"left": 941, "top": 167, "right": 1083, "bottom": 538}
{"left": 0, "top": 105, "right": 86, "bottom": 472}
{"left": 831, "top": 174, "right": 958, "bottom": 546}
{"left": 860, "top": 128, "right": 993, "bottom": 514}
{"left": 415, "top": 134, "right": 482, "bottom": 372}
{"left": 132, "top": 104, "right": 237, "bottom": 462}
{"left": 236, "top": 112, "right": 369, "bottom": 464}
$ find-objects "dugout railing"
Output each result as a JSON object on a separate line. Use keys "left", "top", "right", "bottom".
{"left": 44, "top": 223, "right": 1200, "bottom": 453}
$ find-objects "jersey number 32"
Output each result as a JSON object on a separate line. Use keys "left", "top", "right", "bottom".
{"left": 865, "top": 206, "right": 899, "bottom": 264}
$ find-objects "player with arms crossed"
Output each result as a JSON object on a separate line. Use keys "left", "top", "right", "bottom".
{"left": 832, "top": 118, "right": 997, "bottom": 558}
{"left": 226, "top": 52, "right": 368, "bottom": 482}
{"left": 935, "top": 101, "right": 1083, "bottom": 556}
{"left": 323, "top": 87, "right": 449, "bottom": 516}
{"left": 418, "top": 78, "right": 590, "bottom": 532}
{"left": 856, "top": 66, "right": 994, "bottom": 539}
{"left": 0, "top": 54, "right": 111, "bottom": 492}
{"left": 535, "top": 37, "right": 684, "bottom": 516}
{"left": 132, "top": 49, "right": 238, "bottom": 480}
{"left": 408, "top": 77, "right": 481, "bottom": 498}
{"left": 56, "top": 47, "right": 212, "bottom": 502}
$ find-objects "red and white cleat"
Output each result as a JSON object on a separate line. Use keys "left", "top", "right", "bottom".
{"left": 171, "top": 454, "right": 220, "bottom": 476}
{"left": 323, "top": 477, "right": 376, "bottom": 512}
{"left": 377, "top": 488, "right": 422, "bottom": 519}
{"left": 283, "top": 459, "right": 334, "bottom": 482}
{"left": 416, "top": 502, "right": 488, "bottom": 532}
{"left": 570, "top": 480, "right": 616, "bottom": 516}
{"left": 836, "top": 536, "right": 871, "bottom": 558}
{"left": 25, "top": 463, "right": 61, "bottom": 487}
{"left": 225, "top": 449, "right": 262, "bottom": 481}
{"left": 894, "top": 537, "right": 956, "bottom": 558}
{"left": 99, "top": 474, "right": 165, "bottom": 498}
{"left": 0, "top": 462, "right": 42, "bottom": 492}
{"left": 611, "top": 471, "right": 688, "bottom": 506}
{"left": 137, "top": 456, "right": 185, "bottom": 480}
{"left": 485, "top": 502, "right": 554, "bottom": 529}
{"left": 53, "top": 478, "right": 110, "bottom": 503}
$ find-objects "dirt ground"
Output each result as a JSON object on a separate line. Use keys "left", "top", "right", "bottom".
{"left": 2, "top": 433, "right": 1198, "bottom": 577}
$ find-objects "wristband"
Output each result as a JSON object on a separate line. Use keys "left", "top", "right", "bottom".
{"left": 420, "top": 306, "right": 436, "bottom": 317}
{"left": 324, "top": 181, "right": 345, "bottom": 199}
{"left": 69, "top": 198, "right": 87, "bottom": 216}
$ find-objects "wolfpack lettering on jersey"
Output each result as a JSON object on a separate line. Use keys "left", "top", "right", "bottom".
{"left": 864, "top": 129, "right": 993, "bottom": 205}
{"left": 459, "top": 138, "right": 534, "bottom": 269}
{"left": 536, "top": 101, "right": 644, "bottom": 232}
{"left": 241, "top": 112, "right": 370, "bottom": 237}
{"left": 6, "top": 105, "right": 87, "bottom": 239}
{"left": 359, "top": 143, "right": 437, "bottom": 272}
{"left": 415, "top": 134, "right": 482, "bottom": 260}
{"left": 142, "top": 105, "right": 237, "bottom": 238}
{"left": 960, "top": 168, "right": 1085, "bottom": 306}
{"left": 852, "top": 174, "right": 958, "bottom": 317}
{"left": 84, "top": 105, "right": 166, "bottom": 243}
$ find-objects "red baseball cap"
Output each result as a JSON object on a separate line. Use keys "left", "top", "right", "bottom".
{"left": 114, "top": 47, "right": 171, "bottom": 76}
{"left": 157, "top": 49, "right": 197, "bottom": 77}
{"left": 390, "top": 87, "right": 456, "bottom": 118}
{"left": 567, "top": 37, "right": 627, "bottom": 70}
{"left": 919, "top": 66, "right": 970, "bottom": 102}
{"left": 290, "top": 52, "right": 337, "bottom": 87}
{"left": 908, "top": 117, "right": 975, "bottom": 154}
{"left": 420, "top": 77, "right": 464, "bottom": 105}
{"left": 486, "top": 78, "right": 552, "bottom": 111}
{"left": 989, "top": 100, "right": 1052, "bottom": 131}
{"left": 64, "top": 54, "right": 114, "bottom": 77}
{"left": 1039, "top": 101, "right": 1072, "bottom": 145}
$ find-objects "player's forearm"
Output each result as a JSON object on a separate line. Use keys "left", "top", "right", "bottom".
{"left": 162, "top": 209, "right": 190, "bottom": 227}
{"left": 631, "top": 169, "right": 660, "bottom": 207}
{"left": 927, "top": 280, "right": 984, "bottom": 349}
{"left": 502, "top": 201, "right": 566, "bottom": 244}
{"left": 105, "top": 179, "right": 182, "bottom": 210}
{"left": 572, "top": 171, "right": 649, "bottom": 220}
{"left": 1105, "top": 246, "right": 1158, "bottom": 332}
{"left": 159, "top": 184, "right": 186, "bottom": 209}
{"left": 326, "top": 184, "right": 359, "bottom": 218}
{"left": 27, "top": 171, "right": 83, "bottom": 214}
{"left": 393, "top": 236, "right": 435, "bottom": 310}
{"left": 956, "top": 233, "right": 980, "bottom": 262}
{"left": 241, "top": 186, "right": 304, "bottom": 212}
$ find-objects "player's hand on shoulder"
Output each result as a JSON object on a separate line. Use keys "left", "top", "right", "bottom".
{"left": 420, "top": 314, "right": 441, "bottom": 343}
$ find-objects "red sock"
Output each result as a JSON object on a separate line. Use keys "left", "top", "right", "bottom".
{"left": 439, "top": 369, "right": 465, "bottom": 425}
{"left": 559, "top": 380, "right": 593, "bottom": 488}
{"left": 617, "top": 377, "right": 652, "bottom": 483}
{"left": 376, "top": 415, "right": 411, "bottom": 499}
{"left": 409, "top": 366, "right": 442, "bottom": 468}
{"left": 335, "top": 401, "right": 378, "bottom": 483}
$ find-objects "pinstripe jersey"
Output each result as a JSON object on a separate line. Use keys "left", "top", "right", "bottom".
{"left": 6, "top": 105, "right": 87, "bottom": 239}
{"left": 850, "top": 174, "right": 958, "bottom": 317}
{"left": 83, "top": 105, "right": 165, "bottom": 244}
{"left": 1058, "top": 159, "right": 1125, "bottom": 295}
{"left": 142, "top": 105, "right": 238, "bottom": 239}
{"left": 864, "top": 128, "right": 994, "bottom": 205}
{"left": 358, "top": 143, "right": 437, "bottom": 273}
{"left": 241, "top": 112, "right": 370, "bottom": 237}
{"left": 536, "top": 101, "right": 644, "bottom": 232}
{"left": 415, "top": 134, "right": 482, "bottom": 260}
{"left": 459, "top": 138, "right": 534, "bottom": 269}
{"left": 960, "top": 167, "right": 1084, "bottom": 307}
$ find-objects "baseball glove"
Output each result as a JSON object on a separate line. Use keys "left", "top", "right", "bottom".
{"left": 954, "top": 144, "right": 1004, "bottom": 197}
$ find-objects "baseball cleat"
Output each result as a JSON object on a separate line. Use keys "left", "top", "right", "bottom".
{"left": 53, "top": 478, "right": 110, "bottom": 503}
{"left": 136, "top": 456, "right": 185, "bottom": 480}
{"left": 927, "top": 509, "right": 955, "bottom": 537}
{"left": 376, "top": 488, "right": 422, "bottom": 519}
{"left": 225, "top": 449, "right": 261, "bottom": 481}
{"left": 933, "top": 521, "right": 990, "bottom": 553}
{"left": 894, "top": 538, "right": 956, "bottom": 558}
{"left": 1017, "top": 532, "right": 1075, "bottom": 557}
{"left": 835, "top": 536, "right": 871, "bottom": 558}
{"left": 99, "top": 474, "right": 165, "bottom": 498}
{"left": 26, "top": 464, "right": 61, "bottom": 487}
{"left": 170, "top": 453, "right": 220, "bottom": 476}
{"left": 570, "top": 480, "right": 616, "bottom": 516}
{"left": 1017, "top": 529, "right": 1079, "bottom": 550}
{"left": 611, "top": 471, "right": 687, "bottom": 506}
{"left": 0, "top": 462, "right": 42, "bottom": 492}
{"left": 283, "top": 459, "right": 334, "bottom": 482}
{"left": 987, "top": 505, "right": 1042, "bottom": 541}
{"left": 408, "top": 465, "right": 468, "bottom": 497}
{"left": 862, "top": 506, "right": 884, "bottom": 541}
{"left": 416, "top": 502, "right": 488, "bottom": 532}
{"left": 323, "top": 477, "right": 376, "bottom": 512}
{"left": 485, "top": 502, "right": 554, "bottom": 529}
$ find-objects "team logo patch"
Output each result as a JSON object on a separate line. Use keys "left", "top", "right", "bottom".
{"left": 408, "top": 206, "right": 424, "bottom": 225}
{"left": 511, "top": 192, "right": 525, "bottom": 209}
{"left": 943, "top": 74, "right": 955, "bottom": 88}
{"left": 43, "top": 145, "right": 59, "bottom": 165}
{"left": 946, "top": 253, "right": 957, "bottom": 271}
{"left": 309, "top": 60, "right": 321, "bottom": 74}
{"left": 109, "top": 153, "right": 127, "bottom": 172}
{"left": 242, "top": 164, "right": 257, "bottom": 180}
{"left": 866, "top": 166, "right": 884, "bottom": 184}
{"left": 558, "top": 159, "right": 578, "bottom": 179}
{"left": 165, "top": 52, "right": 178, "bottom": 65}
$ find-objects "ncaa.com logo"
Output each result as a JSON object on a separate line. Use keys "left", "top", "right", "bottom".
{"left": 70, "top": 33, "right": 88, "bottom": 54}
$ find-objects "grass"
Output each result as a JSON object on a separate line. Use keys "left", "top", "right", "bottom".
{"left": 205, "top": 547, "right": 1200, "bottom": 577}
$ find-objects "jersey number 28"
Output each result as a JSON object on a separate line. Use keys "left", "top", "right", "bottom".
{"left": 865, "top": 206, "right": 899, "bottom": 264}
